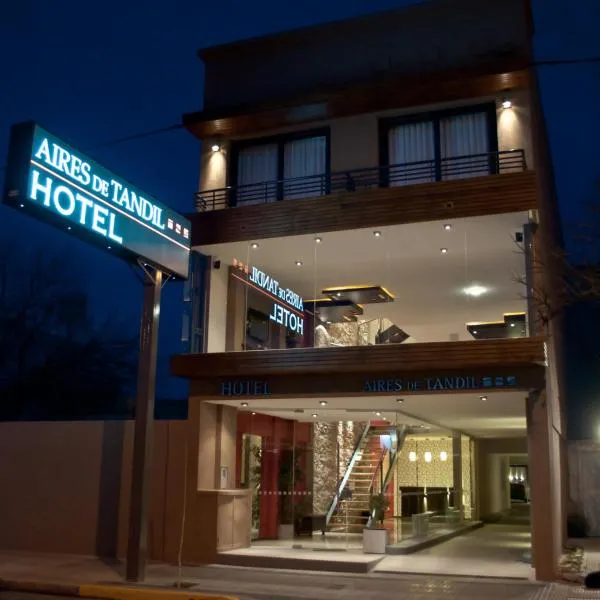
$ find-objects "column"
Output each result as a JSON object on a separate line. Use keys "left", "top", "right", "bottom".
{"left": 527, "top": 389, "right": 560, "bottom": 581}
{"left": 452, "top": 432, "right": 463, "bottom": 518}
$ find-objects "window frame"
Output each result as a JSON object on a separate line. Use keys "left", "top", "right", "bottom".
{"left": 228, "top": 127, "right": 331, "bottom": 206}
{"left": 378, "top": 103, "right": 498, "bottom": 185}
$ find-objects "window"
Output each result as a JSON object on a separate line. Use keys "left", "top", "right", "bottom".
{"left": 380, "top": 104, "right": 497, "bottom": 186}
{"left": 230, "top": 130, "right": 330, "bottom": 206}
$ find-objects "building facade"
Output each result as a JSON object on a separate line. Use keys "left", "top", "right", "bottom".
{"left": 169, "top": 0, "right": 567, "bottom": 581}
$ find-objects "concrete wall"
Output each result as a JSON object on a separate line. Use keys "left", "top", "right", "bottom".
{"left": 0, "top": 421, "right": 124, "bottom": 556}
{"left": 199, "top": 92, "right": 534, "bottom": 196}
{"left": 475, "top": 437, "right": 528, "bottom": 518}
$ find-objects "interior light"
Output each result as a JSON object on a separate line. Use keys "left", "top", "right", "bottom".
{"left": 251, "top": 412, "right": 256, "bottom": 415}
{"left": 473, "top": 330, "right": 478, "bottom": 335}
{"left": 510, "top": 323, "right": 516, "bottom": 327}
{"left": 241, "top": 402, "right": 248, "bottom": 407}
{"left": 19, "top": 203, "right": 25, "bottom": 208}
{"left": 375, "top": 411, "right": 381, "bottom": 416}
{"left": 463, "top": 285, "right": 488, "bottom": 297}
{"left": 444, "top": 224, "right": 452, "bottom": 231}
{"left": 211, "top": 144, "right": 221, "bottom": 152}
{"left": 396, "top": 398, "right": 404, "bottom": 404}
{"left": 373, "top": 231, "right": 382, "bottom": 238}
{"left": 440, "top": 451, "right": 448, "bottom": 461}
{"left": 107, "top": 246, "right": 112, "bottom": 250}
{"left": 502, "top": 99, "right": 512, "bottom": 109}
{"left": 424, "top": 451, "right": 432, "bottom": 463}
{"left": 409, "top": 451, "right": 417, "bottom": 462}
{"left": 67, "top": 226, "right": 72, "bottom": 231}
{"left": 480, "top": 396, "right": 488, "bottom": 402}
{"left": 315, "top": 236, "right": 322, "bottom": 243}
{"left": 440, "top": 248, "right": 448, "bottom": 254}
{"left": 312, "top": 413, "right": 318, "bottom": 418}
{"left": 250, "top": 242, "right": 259, "bottom": 249}
{"left": 320, "top": 400, "right": 327, "bottom": 406}
{"left": 295, "top": 260, "right": 303, "bottom": 267}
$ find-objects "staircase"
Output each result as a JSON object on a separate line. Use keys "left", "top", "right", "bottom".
{"left": 327, "top": 424, "right": 406, "bottom": 533}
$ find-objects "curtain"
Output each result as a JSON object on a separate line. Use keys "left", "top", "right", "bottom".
{"left": 440, "top": 112, "right": 489, "bottom": 180}
{"left": 236, "top": 143, "right": 278, "bottom": 204}
{"left": 283, "top": 136, "right": 327, "bottom": 200}
{"left": 388, "top": 121, "right": 435, "bottom": 186}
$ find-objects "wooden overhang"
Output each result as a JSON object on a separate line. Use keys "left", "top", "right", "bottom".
{"left": 189, "top": 170, "right": 538, "bottom": 246}
{"left": 172, "top": 337, "right": 546, "bottom": 399}
{"left": 183, "top": 64, "right": 529, "bottom": 141}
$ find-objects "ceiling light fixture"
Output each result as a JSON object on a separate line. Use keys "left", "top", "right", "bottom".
{"left": 373, "top": 230, "right": 382, "bottom": 238}
{"left": 463, "top": 284, "right": 488, "bottom": 297}
{"left": 444, "top": 224, "right": 452, "bottom": 231}
{"left": 295, "top": 260, "right": 303, "bottom": 267}
{"left": 312, "top": 413, "right": 318, "bottom": 418}
{"left": 315, "top": 236, "right": 322, "bottom": 244}
{"left": 211, "top": 144, "right": 221, "bottom": 152}
{"left": 502, "top": 99, "right": 512, "bottom": 109}
{"left": 250, "top": 242, "right": 259, "bottom": 249}
{"left": 440, "top": 248, "right": 448, "bottom": 254}
{"left": 320, "top": 400, "right": 327, "bottom": 406}
{"left": 480, "top": 395, "right": 488, "bottom": 402}
{"left": 241, "top": 402, "right": 248, "bottom": 407}
{"left": 473, "top": 330, "right": 478, "bottom": 335}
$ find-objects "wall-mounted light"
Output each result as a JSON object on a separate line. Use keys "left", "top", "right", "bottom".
{"left": 440, "top": 248, "right": 448, "bottom": 254}
{"left": 241, "top": 402, "right": 248, "bottom": 407}
{"left": 502, "top": 99, "right": 512, "bottom": 110}
{"left": 373, "top": 230, "right": 382, "bottom": 238}
{"left": 211, "top": 144, "right": 221, "bottom": 152}
{"left": 250, "top": 242, "right": 259, "bottom": 249}
{"left": 424, "top": 451, "right": 432, "bottom": 463}
{"left": 480, "top": 395, "right": 488, "bottom": 402}
{"left": 295, "top": 260, "right": 303, "bottom": 267}
{"left": 312, "top": 413, "right": 318, "bottom": 418}
{"left": 409, "top": 451, "right": 417, "bottom": 462}
{"left": 320, "top": 400, "right": 327, "bottom": 406}
{"left": 440, "top": 451, "right": 448, "bottom": 461}
{"left": 463, "top": 284, "right": 488, "bottom": 297}
{"left": 315, "top": 236, "right": 322, "bottom": 244}
{"left": 444, "top": 224, "right": 452, "bottom": 231}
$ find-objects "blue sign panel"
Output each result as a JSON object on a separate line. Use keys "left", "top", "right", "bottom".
{"left": 3, "top": 122, "right": 190, "bottom": 278}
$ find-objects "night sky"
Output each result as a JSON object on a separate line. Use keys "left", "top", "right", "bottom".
{"left": 1, "top": 1, "right": 599, "bottom": 408}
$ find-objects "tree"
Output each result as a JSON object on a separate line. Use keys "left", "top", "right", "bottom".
{"left": 0, "top": 240, "right": 137, "bottom": 420}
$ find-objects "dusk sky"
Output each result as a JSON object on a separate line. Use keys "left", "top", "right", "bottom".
{"left": 1, "top": 0, "right": 599, "bottom": 400}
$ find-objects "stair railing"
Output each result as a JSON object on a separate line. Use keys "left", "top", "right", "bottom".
{"left": 325, "top": 423, "right": 371, "bottom": 527}
{"left": 369, "top": 446, "right": 387, "bottom": 495}
{"left": 367, "top": 425, "right": 408, "bottom": 527}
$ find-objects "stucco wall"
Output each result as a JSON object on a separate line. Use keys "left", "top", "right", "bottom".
{"left": 0, "top": 421, "right": 125, "bottom": 556}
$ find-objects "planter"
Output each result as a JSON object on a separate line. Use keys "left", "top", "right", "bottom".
{"left": 278, "top": 524, "right": 294, "bottom": 540}
{"left": 363, "top": 527, "right": 388, "bottom": 554}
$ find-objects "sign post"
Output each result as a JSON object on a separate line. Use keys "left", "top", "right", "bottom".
{"left": 2, "top": 122, "right": 192, "bottom": 583}
{"left": 126, "top": 265, "right": 162, "bottom": 582}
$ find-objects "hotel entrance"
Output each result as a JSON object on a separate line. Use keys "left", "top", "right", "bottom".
{"left": 202, "top": 389, "right": 533, "bottom": 578}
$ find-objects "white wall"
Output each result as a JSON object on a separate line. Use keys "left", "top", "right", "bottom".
{"left": 206, "top": 264, "right": 229, "bottom": 353}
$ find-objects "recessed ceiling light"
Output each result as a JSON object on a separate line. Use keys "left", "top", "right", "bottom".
{"left": 315, "top": 236, "right": 322, "bottom": 243}
{"left": 473, "top": 330, "right": 478, "bottom": 335}
{"left": 336, "top": 292, "right": 341, "bottom": 297}
{"left": 444, "top": 224, "right": 452, "bottom": 231}
{"left": 373, "top": 231, "right": 382, "bottom": 238}
{"left": 396, "top": 398, "right": 404, "bottom": 403}
{"left": 463, "top": 284, "right": 488, "bottom": 297}
{"left": 502, "top": 99, "right": 512, "bottom": 109}
{"left": 250, "top": 242, "right": 259, "bottom": 249}
{"left": 320, "top": 400, "right": 327, "bottom": 406}
{"left": 295, "top": 260, "right": 303, "bottom": 267}
{"left": 312, "top": 413, "right": 318, "bottom": 418}
{"left": 510, "top": 323, "right": 516, "bottom": 327}
{"left": 440, "top": 248, "right": 448, "bottom": 254}
{"left": 241, "top": 402, "right": 248, "bottom": 407}
{"left": 480, "top": 396, "right": 488, "bottom": 402}
{"left": 211, "top": 144, "right": 221, "bottom": 152}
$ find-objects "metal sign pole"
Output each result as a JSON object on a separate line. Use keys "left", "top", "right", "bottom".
{"left": 126, "top": 265, "right": 163, "bottom": 582}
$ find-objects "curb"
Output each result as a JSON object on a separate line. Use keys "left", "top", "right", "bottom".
{"left": 0, "top": 578, "right": 238, "bottom": 600}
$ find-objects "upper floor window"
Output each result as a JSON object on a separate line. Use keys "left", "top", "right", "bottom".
{"left": 231, "top": 130, "right": 330, "bottom": 205}
{"left": 380, "top": 104, "right": 497, "bottom": 186}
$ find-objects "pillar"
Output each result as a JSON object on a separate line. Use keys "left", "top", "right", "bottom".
{"left": 452, "top": 432, "right": 463, "bottom": 518}
{"left": 527, "top": 389, "right": 561, "bottom": 580}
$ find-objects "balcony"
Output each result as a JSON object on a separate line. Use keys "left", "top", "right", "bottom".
{"left": 195, "top": 149, "right": 527, "bottom": 211}
{"left": 189, "top": 149, "right": 537, "bottom": 245}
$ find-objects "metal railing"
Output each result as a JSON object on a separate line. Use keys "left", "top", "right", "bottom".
{"left": 194, "top": 149, "right": 526, "bottom": 211}
{"left": 325, "top": 423, "right": 371, "bottom": 528}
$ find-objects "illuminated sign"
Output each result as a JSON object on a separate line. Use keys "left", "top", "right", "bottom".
{"left": 3, "top": 122, "right": 190, "bottom": 278}
{"left": 364, "top": 374, "right": 518, "bottom": 393}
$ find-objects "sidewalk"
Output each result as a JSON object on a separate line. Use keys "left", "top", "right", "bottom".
{"left": 0, "top": 549, "right": 555, "bottom": 600}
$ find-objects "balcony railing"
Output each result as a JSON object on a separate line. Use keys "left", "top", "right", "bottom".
{"left": 194, "top": 149, "right": 526, "bottom": 211}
